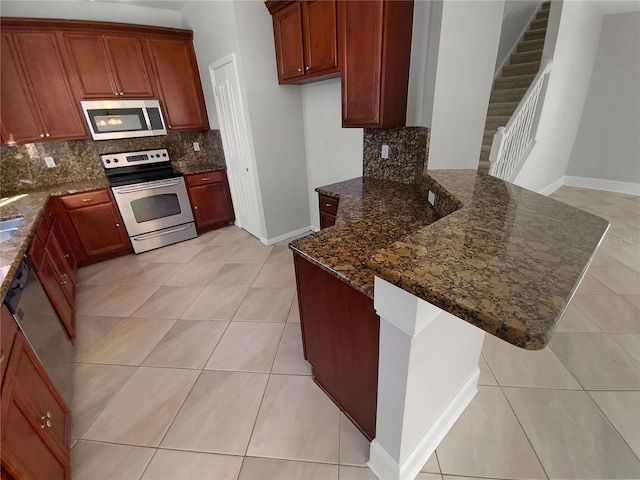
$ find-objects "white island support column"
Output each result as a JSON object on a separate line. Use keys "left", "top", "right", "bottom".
{"left": 368, "top": 278, "right": 486, "bottom": 480}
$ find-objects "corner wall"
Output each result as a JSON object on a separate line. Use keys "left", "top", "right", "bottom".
{"left": 514, "top": 1, "right": 603, "bottom": 192}
{"left": 427, "top": 0, "right": 504, "bottom": 170}
{"left": 565, "top": 12, "right": 640, "bottom": 186}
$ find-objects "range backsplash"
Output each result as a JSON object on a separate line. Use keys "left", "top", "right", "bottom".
{"left": 0, "top": 130, "right": 225, "bottom": 196}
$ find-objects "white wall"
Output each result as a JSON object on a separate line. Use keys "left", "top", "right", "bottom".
{"left": 301, "top": 78, "right": 363, "bottom": 230}
{"left": 514, "top": 1, "right": 603, "bottom": 192}
{"left": 565, "top": 12, "right": 640, "bottom": 185}
{"left": 0, "top": 1, "right": 182, "bottom": 28}
{"left": 427, "top": 0, "right": 504, "bottom": 170}
{"left": 182, "top": 1, "right": 241, "bottom": 130}
{"left": 494, "top": 1, "right": 541, "bottom": 75}
{"left": 232, "top": 0, "right": 310, "bottom": 240}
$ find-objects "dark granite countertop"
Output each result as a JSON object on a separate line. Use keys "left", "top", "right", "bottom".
{"left": 0, "top": 180, "right": 109, "bottom": 300}
{"left": 177, "top": 164, "right": 226, "bottom": 175}
{"left": 290, "top": 170, "right": 609, "bottom": 350}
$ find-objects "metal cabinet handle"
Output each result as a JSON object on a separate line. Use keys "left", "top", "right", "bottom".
{"left": 305, "top": 66, "right": 310, "bottom": 71}
{"left": 115, "top": 223, "right": 120, "bottom": 227}
{"left": 201, "top": 177, "right": 210, "bottom": 181}
{"left": 40, "top": 134, "right": 45, "bottom": 138}
{"left": 0, "top": 350, "right": 4, "bottom": 364}
{"left": 82, "top": 198, "right": 92, "bottom": 202}
{"left": 194, "top": 206, "right": 198, "bottom": 210}
{"left": 297, "top": 68, "right": 302, "bottom": 72}
{"left": 324, "top": 203, "right": 332, "bottom": 208}
{"left": 46, "top": 133, "right": 51, "bottom": 137}
{"left": 40, "top": 411, "right": 52, "bottom": 429}
{"left": 64, "top": 253, "right": 70, "bottom": 258}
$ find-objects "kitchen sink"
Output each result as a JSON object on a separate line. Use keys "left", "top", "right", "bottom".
{"left": 0, "top": 216, "right": 24, "bottom": 243}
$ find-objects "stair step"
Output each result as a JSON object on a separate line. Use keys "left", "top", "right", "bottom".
{"left": 478, "top": 159, "right": 491, "bottom": 174}
{"left": 509, "top": 50, "right": 543, "bottom": 65}
{"left": 481, "top": 138, "right": 494, "bottom": 148}
{"left": 487, "top": 101, "right": 519, "bottom": 116}
{"left": 541, "top": 1, "right": 551, "bottom": 11}
{"left": 502, "top": 61, "right": 540, "bottom": 77}
{"left": 490, "top": 87, "right": 528, "bottom": 103}
{"left": 494, "top": 74, "right": 536, "bottom": 90}
{"left": 530, "top": 18, "right": 548, "bottom": 30}
{"left": 484, "top": 116, "right": 510, "bottom": 130}
{"left": 518, "top": 39, "right": 545, "bottom": 53}
{"left": 536, "top": 9, "right": 550, "bottom": 20}
{"left": 524, "top": 28, "right": 547, "bottom": 41}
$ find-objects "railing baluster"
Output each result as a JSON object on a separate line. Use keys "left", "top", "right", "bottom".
{"left": 488, "top": 59, "right": 552, "bottom": 182}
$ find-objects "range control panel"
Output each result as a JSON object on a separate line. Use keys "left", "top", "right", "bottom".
{"left": 100, "top": 148, "right": 170, "bottom": 169}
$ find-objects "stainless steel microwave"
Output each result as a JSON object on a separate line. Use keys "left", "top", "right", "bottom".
{"left": 81, "top": 99, "right": 167, "bottom": 140}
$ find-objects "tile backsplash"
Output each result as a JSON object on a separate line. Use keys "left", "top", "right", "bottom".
{"left": 0, "top": 130, "right": 225, "bottom": 196}
{"left": 362, "top": 127, "right": 429, "bottom": 184}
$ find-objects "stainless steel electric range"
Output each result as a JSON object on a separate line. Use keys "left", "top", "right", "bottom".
{"left": 101, "top": 148, "right": 197, "bottom": 254}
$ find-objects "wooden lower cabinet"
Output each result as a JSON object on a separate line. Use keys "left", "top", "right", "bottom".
{"left": 318, "top": 193, "right": 338, "bottom": 229}
{"left": 293, "top": 253, "right": 379, "bottom": 440}
{"left": 185, "top": 170, "right": 235, "bottom": 234}
{"left": 31, "top": 208, "right": 77, "bottom": 340}
{"left": 1, "top": 305, "right": 71, "bottom": 480}
{"left": 57, "top": 189, "right": 132, "bottom": 266}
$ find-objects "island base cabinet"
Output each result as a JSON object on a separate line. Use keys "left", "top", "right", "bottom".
{"left": 293, "top": 253, "right": 379, "bottom": 440}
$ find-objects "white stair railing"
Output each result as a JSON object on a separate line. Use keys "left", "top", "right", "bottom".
{"left": 489, "top": 59, "right": 552, "bottom": 181}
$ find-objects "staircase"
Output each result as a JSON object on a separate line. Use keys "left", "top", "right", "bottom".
{"left": 479, "top": 1, "right": 551, "bottom": 173}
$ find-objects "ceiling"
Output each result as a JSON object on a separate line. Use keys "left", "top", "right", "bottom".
{"left": 89, "top": 0, "right": 188, "bottom": 12}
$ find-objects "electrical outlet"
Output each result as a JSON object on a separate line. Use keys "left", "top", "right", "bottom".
{"left": 381, "top": 144, "right": 389, "bottom": 159}
{"left": 193, "top": 142, "right": 200, "bottom": 151}
{"left": 428, "top": 191, "right": 436, "bottom": 206}
{"left": 44, "top": 156, "right": 56, "bottom": 168}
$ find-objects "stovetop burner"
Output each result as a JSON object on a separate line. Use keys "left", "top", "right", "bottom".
{"left": 100, "top": 148, "right": 182, "bottom": 186}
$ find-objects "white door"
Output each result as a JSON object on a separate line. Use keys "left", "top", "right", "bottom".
{"left": 209, "top": 54, "right": 265, "bottom": 239}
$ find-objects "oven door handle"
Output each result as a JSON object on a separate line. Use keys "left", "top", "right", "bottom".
{"left": 114, "top": 180, "right": 182, "bottom": 194}
{"left": 132, "top": 225, "right": 192, "bottom": 241}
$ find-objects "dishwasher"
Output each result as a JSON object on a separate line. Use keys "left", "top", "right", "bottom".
{"left": 4, "top": 256, "right": 74, "bottom": 405}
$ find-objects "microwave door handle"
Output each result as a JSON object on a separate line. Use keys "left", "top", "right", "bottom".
{"left": 114, "top": 180, "right": 182, "bottom": 194}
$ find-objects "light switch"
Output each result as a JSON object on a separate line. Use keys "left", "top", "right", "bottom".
{"left": 381, "top": 144, "right": 389, "bottom": 159}
{"left": 193, "top": 142, "right": 200, "bottom": 151}
{"left": 428, "top": 191, "right": 436, "bottom": 206}
{"left": 44, "top": 156, "right": 56, "bottom": 168}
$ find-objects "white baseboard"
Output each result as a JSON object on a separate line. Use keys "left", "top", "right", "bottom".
{"left": 564, "top": 176, "right": 640, "bottom": 196}
{"left": 368, "top": 368, "right": 480, "bottom": 480}
{"left": 264, "top": 226, "right": 314, "bottom": 246}
{"left": 538, "top": 175, "right": 566, "bottom": 196}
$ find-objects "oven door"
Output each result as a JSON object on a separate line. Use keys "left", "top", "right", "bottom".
{"left": 111, "top": 177, "right": 194, "bottom": 237}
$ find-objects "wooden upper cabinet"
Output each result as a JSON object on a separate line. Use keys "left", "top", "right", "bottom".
{"left": 268, "top": 0, "right": 339, "bottom": 84}
{"left": 0, "top": 30, "right": 88, "bottom": 145}
{"left": 145, "top": 36, "right": 209, "bottom": 131}
{"left": 340, "top": 0, "right": 414, "bottom": 128}
{"left": 62, "top": 32, "right": 154, "bottom": 99}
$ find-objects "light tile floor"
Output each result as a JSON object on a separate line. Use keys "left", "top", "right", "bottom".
{"left": 71, "top": 186, "right": 640, "bottom": 480}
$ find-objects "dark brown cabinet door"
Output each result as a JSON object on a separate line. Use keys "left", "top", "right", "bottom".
{"left": 340, "top": 0, "right": 414, "bottom": 128}
{"left": 186, "top": 171, "right": 235, "bottom": 233}
{"left": 2, "top": 31, "right": 88, "bottom": 143}
{"left": 1, "top": 332, "right": 70, "bottom": 480}
{"left": 269, "top": 0, "right": 339, "bottom": 84}
{"left": 273, "top": 2, "right": 305, "bottom": 82}
{"left": 62, "top": 32, "right": 154, "bottom": 98}
{"left": 303, "top": 0, "right": 339, "bottom": 75}
{"left": 37, "top": 253, "right": 75, "bottom": 340}
{"left": 0, "top": 34, "right": 43, "bottom": 145}
{"left": 146, "top": 37, "right": 209, "bottom": 131}
{"left": 66, "top": 203, "right": 130, "bottom": 258}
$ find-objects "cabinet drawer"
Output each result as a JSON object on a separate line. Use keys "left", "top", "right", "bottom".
{"left": 60, "top": 189, "right": 110, "bottom": 210}
{"left": 185, "top": 170, "right": 226, "bottom": 187}
{"left": 1, "top": 304, "right": 18, "bottom": 383}
{"left": 318, "top": 194, "right": 338, "bottom": 215}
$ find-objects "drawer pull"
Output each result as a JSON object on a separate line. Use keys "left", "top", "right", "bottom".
{"left": 201, "top": 177, "right": 210, "bottom": 181}
{"left": 82, "top": 198, "right": 92, "bottom": 202}
{"left": 64, "top": 253, "right": 70, "bottom": 258}
{"left": 40, "top": 411, "right": 52, "bottom": 429}
{"left": 0, "top": 350, "right": 4, "bottom": 364}
{"left": 324, "top": 203, "right": 332, "bottom": 208}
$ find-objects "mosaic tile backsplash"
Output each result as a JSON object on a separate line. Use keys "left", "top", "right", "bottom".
{"left": 362, "top": 127, "right": 429, "bottom": 184}
{"left": 0, "top": 130, "right": 225, "bottom": 196}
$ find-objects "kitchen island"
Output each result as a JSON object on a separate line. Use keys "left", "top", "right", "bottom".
{"left": 289, "top": 170, "right": 609, "bottom": 480}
